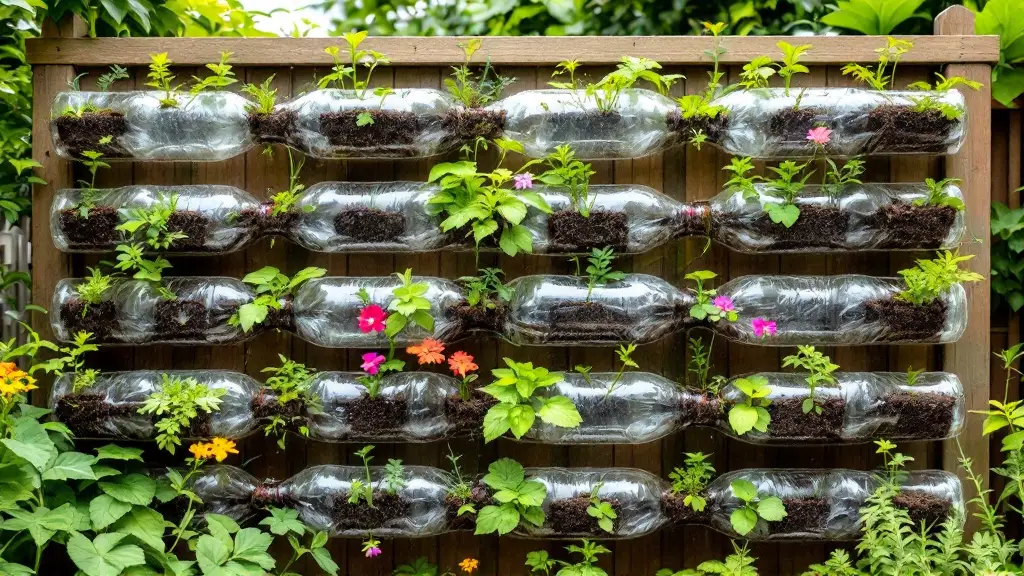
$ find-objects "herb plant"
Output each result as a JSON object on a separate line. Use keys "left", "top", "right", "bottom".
{"left": 459, "top": 267, "right": 514, "bottom": 310}
{"left": 685, "top": 270, "right": 738, "bottom": 323}
{"left": 386, "top": 268, "right": 435, "bottom": 341}
{"left": 444, "top": 448, "right": 476, "bottom": 517}
{"left": 727, "top": 375, "right": 772, "bottom": 436}
{"left": 841, "top": 37, "right": 914, "bottom": 91}
{"left": 522, "top": 144, "right": 597, "bottom": 216}
{"left": 604, "top": 343, "right": 638, "bottom": 398}
{"left": 687, "top": 335, "right": 726, "bottom": 394}
{"left": 776, "top": 41, "right": 811, "bottom": 98}
{"left": 823, "top": 158, "right": 865, "bottom": 197}
{"left": 260, "top": 355, "right": 321, "bottom": 448}
{"left": 242, "top": 75, "right": 278, "bottom": 115}
{"left": 190, "top": 51, "right": 237, "bottom": 94}
{"left": 668, "top": 452, "right": 716, "bottom": 512}
{"left": 230, "top": 265, "right": 327, "bottom": 333}
{"left": 481, "top": 358, "right": 582, "bottom": 442}
{"left": 348, "top": 444, "right": 376, "bottom": 507}
{"left": 763, "top": 160, "right": 813, "bottom": 228}
{"left": 116, "top": 193, "right": 189, "bottom": 249}
{"left": 77, "top": 149, "right": 110, "bottom": 196}
{"left": 584, "top": 247, "right": 625, "bottom": 302}
{"left": 445, "top": 39, "right": 514, "bottom": 108}
{"left": 723, "top": 156, "right": 760, "bottom": 200}
{"left": 112, "top": 242, "right": 174, "bottom": 299}
{"left": 384, "top": 458, "right": 406, "bottom": 493}
{"left": 74, "top": 266, "right": 118, "bottom": 314}
{"left": 782, "top": 346, "right": 839, "bottom": 415}
{"left": 318, "top": 31, "right": 390, "bottom": 99}
{"left": 527, "top": 540, "right": 611, "bottom": 576}
{"left": 675, "top": 22, "right": 730, "bottom": 149}
{"left": 474, "top": 458, "right": 547, "bottom": 535}
{"left": 896, "top": 250, "right": 983, "bottom": 306}
{"left": 728, "top": 479, "right": 787, "bottom": 536}
{"left": 915, "top": 177, "right": 965, "bottom": 211}
{"left": 60, "top": 332, "right": 99, "bottom": 393}
{"left": 145, "top": 52, "right": 182, "bottom": 108}
{"left": 907, "top": 74, "right": 983, "bottom": 120}
{"left": 585, "top": 482, "right": 618, "bottom": 534}
{"left": 137, "top": 373, "right": 226, "bottom": 453}
{"left": 550, "top": 56, "right": 683, "bottom": 113}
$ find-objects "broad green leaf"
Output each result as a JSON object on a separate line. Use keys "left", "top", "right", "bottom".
{"left": 195, "top": 534, "right": 231, "bottom": 573}
{"left": 232, "top": 528, "right": 275, "bottom": 569}
{"left": 483, "top": 458, "right": 525, "bottom": 490}
{"left": 100, "top": 473, "right": 156, "bottom": 505}
{"left": 728, "top": 404, "right": 760, "bottom": 436}
{"left": 90, "top": 494, "right": 132, "bottom": 530}
{"left": 516, "top": 480, "right": 547, "bottom": 507}
{"left": 114, "top": 506, "right": 166, "bottom": 553}
{"left": 95, "top": 444, "right": 144, "bottom": 462}
{"left": 43, "top": 451, "right": 97, "bottom": 481}
{"left": 474, "top": 504, "right": 519, "bottom": 535}
{"left": 507, "top": 404, "right": 537, "bottom": 439}
{"left": 311, "top": 547, "right": 340, "bottom": 575}
{"left": 482, "top": 403, "right": 512, "bottom": 442}
{"left": 537, "top": 395, "right": 583, "bottom": 429}
{"left": 730, "top": 507, "right": 759, "bottom": 536}
{"left": 730, "top": 479, "right": 758, "bottom": 502}
{"left": 757, "top": 496, "right": 787, "bottom": 522}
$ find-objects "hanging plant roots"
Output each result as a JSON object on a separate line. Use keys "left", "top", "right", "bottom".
{"left": 59, "top": 206, "right": 121, "bottom": 250}
{"left": 333, "top": 207, "right": 407, "bottom": 243}
{"left": 547, "top": 210, "right": 629, "bottom": 253}
{"left": 548, "top": 494, "right": 621, "bottom": 535}
{"left": 864, "top": 297, "right": 948, "bottom": 342}
{"left": 248, "top": 109, "right": 298, "bottom": 145}
{"left": 318, "top": 110, "right": 420, "bottom": 156}
{"left": 346, "top": 393, "right": 409, "bottom": 435}
{"left": 54, "top": 111, "right": 131, "bottom": 158}
{"left": 331, "top": 491, "right": 411, "bottom": 531}
{"left": 865, "top": 106, "right": 955, "bottom": 154}
{"left": 59, "top": 299, "right": 119, "bottom": 342}
{"left": 767, "top": 397, "right": 846, "bottom": 440}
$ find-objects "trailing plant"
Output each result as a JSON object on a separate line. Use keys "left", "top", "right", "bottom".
{"left": 458, "top": 267, "right": 514, "bottom": 310}
{"left": 242, "top": 74, "right": 279, "bottom": 115}
{"left": 763, "top": 160, "right": 813, "bottom": 228}
{"left": 583, "top": 247, "right": 625, "bottom": 302}
{"left": 668, "top": 451, "right": 716, "bottom": 512}
{"left": 116, "top": 193, "right": 190, "bottom": 250}
{"left": 427, "top": 138, "right": 552, "bottom": 257}
{"left": 728, "top": 478, "right": 787, "bottom": 536}
{"left": 585, "top": 482, "right": 618, "bottom": 534}
{"left": 896, "top": 250, "right": 983, "bottom": 306}
{"left": 348, "top": 444, "right": 377, "bottom": 507}
{"left": 474, "top": 458, "right": 546, "bottom": 535}
{"left": 260, "top": 354, "right": 322, "bottom": 449}
{"left": 145, "top": 52, "right": 183, "bottom": 108}
{"left": 318, "top": 31, "right": 391, "bottom": 100}
{"left": 230, "top": 265, "right": 326, "bottom": 333}
{"left": 527, "top": 540, "right": 610, "bottom": 576}
{"left": 907, "top": 73, "right": 983, "bottom": 120}
{"left": 522, "top": 144, "right": 596, "bottom": 217}
{"left": 781, "top": 345, "right": 839, "bottom": 415}
{"left": 841, "top": 37, "right": 914, "bottom": 91}
{"left": 549, "top": 56, "right": 683, "bottom": 113}
{"left": 445, "top": 39, "right": 514, "bottom": 108}
{"left": 727, "top": 375, "right": 771, "bottom": 436}
{"left": 481, "top": 358, "right": 582, "bottom": 442}
{"left": 915, "top": 177, "right": 965, "bottom": 211}
{"left": 137, "top": 373, "right": 226, "bottom": 453}
{"left": 190, "top": 50, "right": 237, "bottom": 94}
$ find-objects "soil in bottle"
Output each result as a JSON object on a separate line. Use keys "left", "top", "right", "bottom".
{"left": 866, "top": 106, "right": 956, "bottom": 154}
{"left": 767, "top": 397, "right": 846, "bottom": 440}
{"left": 547, "top": 210, "right": 629, "bottom": 253}
{"left": 334, "top": 207, "right": 407, "bottom": 243}
{"left": 60, "top": 299, "right": 120, "bottom": 342}
{"left": 869, "top": 202, "right": 957, "bottom": 250}
{"left": 248, "top": 109, "right": 298, "bottom": 145}
{"left": 548, "top": 494, "right": 621, "bottom": 536}
{"left": 154, "top": 299, "right": 209, "bottom": 341}
{"left": 331, "top": 491, "right": 411, "bottom": 531}
{"left": 770, "top": 497, "right": 830, "bottom": 536}
{"left": 549, "top": 301, "right": 631, "bottom": 343}
{"left": 54, "top": 111, "right": 131, "bottom": 158}
{"left": 864, "top": 297, "right": 948, "bottom": 342}
{"left": 319, "top": 110, "right": 421, "bottom": 156}
{"left": 894, "top": 490, "right": 952, "bottom": 529}
{"left": 59, "top": 206, "right": 122, "bottom": 250}
{"left": 444, "top": 391, "right": 497, "bottom": 436}
{"left": 875, "top": 391, "right": 956, "bottom": 440}
{"left": 347, "top": 393, "right": 409, "bottom": 435}
{"left": 441, "top": 108, "right": 505, "bottom": 143}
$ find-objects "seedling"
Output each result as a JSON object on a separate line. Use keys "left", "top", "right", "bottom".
{"left": 117, "top": 193, "right": 189, "bottom": 250}
{"left": 74, "top": 266, "right": 118, "bottom": 316}
{"left": 723, "top": 156, "right": 761, "bottom": 201}
{"left": 146, "top": 52, "right": 182, "bottom": 108}
{"left": 481, "top": 358, "right": 581, "bottom": 442}
{"left": 191, "top": 51, "right": 237, "bottom": 94}
{"left": 527, "top": 540, "right": 611, "bottom": 576}
{"left": 914, "top": 177, "right": 965, "bottom": 211}
{"left": 260, "top": 355, "right": 321, "bottom": 449}
{"left": 137, "top": 373, "right": 226, "bottom": 453}
{"left": 739, "top": 56, "right": 775, "bottom": 90}
{"left": 586, "top": 482, "right": 617, "bottom": 534}
{"left": 823, "top": 158, "right": 865, "bottom": 197}
{"left": 474, "top": 458, "right": 546, "bottom": 535}
{"left": 550, "top": 56, "right": 683, "bottom": 113}
{"left": 781, "top": 345, "right": 839, "bottom": 415}
{"left": 269, "top": 149, "right": 315, "bottom": 219}
{"left": 728, "top": 479, "right": 787, "bottom": 536}
{"left": 384, "top": 458, "right": 406, "bottom": 494}
{"left": 907, "top": 74, "right": 982, "bottom": 120}
{"left": 386, "top": 268, "right": 435, "bottom": 341}
{"left": 728, "top": 375, "right": 771, "bottom": 436}
{"left": 445, "top": 39, "right": 515, "bottom": 108}
{"left": 458, "top": 268, "right": 514, "bottom": 310}
{"left": 896, "top": 250, "right": 983, "bottom": 306}
{"left": 318, "top": 31, "right": 391, "bottom": 99}
{"left": 674, "top": 22, "right": 731, "bottom": 149}
{"left": 584, "top": 247, "right": 625, "bottom": 302}
{"left": 242, "top": 75, "right": 278, "bottom": 115}
{"left": 684, "top": 270, "right": 737, "bottom": 323}
{"left": 687, "top": 336, "right": 726, "bottom": 395}
{"left": 112, "top": 242, "right": 175, "bottom": 299}
{"left": 841, "top": 37, "right": 914, "bottom": 91}
{"left": 668, "top": 452, "right": 715, "bottom": 512}
{"left": 348, "top": 444, "right": 376, "bottom": 507}
{"left": 604, "top": 343, "right": 638, "bottom": 398}
{"left": 522, "top": 144, "right": 597, "bottom": 217}
{"left": 775, "top": 41, "right": 811, "bottom": 99}
{"left": 230, "top": 266, "right": 326, "bottom": 333}
{"left": 763, "top": 160, "right": 814, "bottom": 229}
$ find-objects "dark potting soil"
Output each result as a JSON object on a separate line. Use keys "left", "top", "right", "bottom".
{"left": 767, "top": 397, "right": 846, "bottom": 440}
{"left": 251, "top": 389, "right": 306, "bottom": 423}
{"left": 894, "top": 490, "right": 952, "bottom": 529}
{"left": 548, "top": 494, "right": 621, "bottom": 535}
{"left": 59, "top": 299, "right": 119, "bottom": 342}
{"left": 154, "top": 299, "right": 208, "bottom": 340}
{"left": 54, "top": 111, "right": 130, "bottom": 158}
{"left": 876, "top": 391, "right": 956, "bottom": 440}
{"left": 441, "top": 108, "right": 505, "bottom": 142}
{"left": 767, "top": 107, "right": 825, "bottom": 143}
{"left": 166, "top": 210, "right": 211, "bottom": 251}
{"left": 261, "top": 297, "right": 295, "bottom": 332}
{"left": 347, "top": 393, "right": 409, "bottom": 434}
{"left": 865, "top": 105, "right": 955, "bottom": 154}
{"left": 549, "top": 301, "right": 631, "bottom": 343}
{"left": 680, "top": 393, "right": 723, "bottom": 427}
{"left": 770, "top": 497, "right": 829, "bottom": 536}
{"left": 547, "top": 210, "right": 629, "bottom": 253}
{"left": 59, "top": 206, "right": 121, "bottom": 249}
{"left": 451, "top": 301, "right": 507, "bottom": 333}
{"left": 870, "top": 202, "right": 957, "bottom": 250}
{"left": 743, "top": 205, "right": 849, "bottom": 251}
{"left": 331, "top": 491, "right": 410, "bottom": 531}
{"left": 248, "top": 109, "right": 298, "bottom": 145}
{"left": 864, "top": 297, "right": 948, "bottom": 342}
{"left": 444, "top": 392, "right": 497, "bottom": 436}
{"left": 666, "top": 110, "right": 729, "bottom": 144}
{"left": 238, "top": 202, "right": 298, "bottom": 237}
{"left": 319, "top": 110, "right": 420, "bottom": 154}
{"left": 660, "top": 492, "right": 710, "bottom": 525}
{"left": 54, "top": 392, "right": 141, "bottom": 438}
{"left": 333, "top": 207, "right": 407, "bottom": 243}
{"left": 445, "top": 483, "right": 494, "bottom": 531}
{"left": 549, "top": 110, "right": 624, "bottom": 138}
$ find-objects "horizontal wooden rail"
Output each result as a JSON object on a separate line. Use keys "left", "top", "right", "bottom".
{"left": 26, "top": 34, "right": 1000, "bottom": 66}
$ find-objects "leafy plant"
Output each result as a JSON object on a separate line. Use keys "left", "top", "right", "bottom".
{"left": 137, "top": 373, "right": 226, "bottom": 453}
{"left": 112, "top": 242, "right": 174, "bottom": 298}
{"left": 896, "top": 250, "right": 983, "bottom": 306}
{"left": 445, "top": 39, "right": 514, "bottom": 107}
{"left": 242, "top": 74, "right": 279, "bottom": 115}
{"left": 674, "top": 22, "right": 731, "bottom": 149}
{"left": 820, "top": 0, "right": 925, "bottom": 35}
{"left": 993, "top": 194, "right": 1024, "bottom": 310}
{"left": 723, "top": 156, "right": 761, "bottom": 201}
{"left": 77, "top": 149, "right": 110, "bottom": 194}
{"left": 549, "top": 56, "right": 683, "bottom": 113}
{"left": 776, "top": 40, "right": 810, "bottom": 98}
{"left": 658, "top": 541, "right": 761, "bottom": 576}
{"left": 687, "top": 335, "right": 726, "bottom": 394}
{"left": 459, "top": 267, "right": 514, "bottom": 310}
{"left": 116, "top": 193, "right": 189, "bottom": 250}
{"left": 739, "top": 56, "right": 775, "bottom": 90}
{"left": 481, "top": 358, "right": 581, "bottom": 442}
{"left": 685, "top": 270, "right": 738, "bottom": 323}
{"left": 348, "top": 444, "right": 377, "bottom": 507}
{"left": 668, "top": 452, "right": 716, "bottom": 512}
{"left": 230, "top": 265, "right": 326, "bottom": 333}
{"left": 443, "top": 448, "right": 476, "bottom": 518}
{"left": 145, "top": 52, "right": 182, "bottom": 108}
{"left": 268, "top": 148, "right": 315, "bottom": 219}
{"left": 585, "top": 482, "right": 618, "bottom": 534}
{"left": 97, "top": 65, "right": 130, "bottom": 91}
{"left": 763, "top": 160, "right": 813, "bottom": 228}
{"left": 190, "top": 50, "right": 237, "bottom": 94}
{"left": 977, "top": 0, "right": 1024, "bottom": 107}
{"left": 318, "top": 31, "right": 390, "bottom": 98}
{"left": 522, "top": 144, "right": 596, "bottom": 216}
{"left": 584, "top": 247, "right": 625, "bottom": 302}
{"left": 59, "top": 332, "right": 99, "bottom": 393}
{"left": 727, "top": 375, "right": 771, "bottom": 436}
{"left": 74, "top": 266, "right": 118, "bottom": 312}
{"left": 907, "top": 73, "right": 983, "bottom": 120}
{"left": 841, "top": 37, "right": 914, "bottom": 91}
{"left": 782, "top": 346, "right": 839, "bottom": 415}
{"left": 823, "top": 158, "right": 865, "bottom": 197}
{"left": 385, "top": 268, "right": 435, "bottom": 341}
{"left": 603, "top": 343, "right": 638, "bottom": 398}
{"left": 0, "top": 159, "right": 40, "bottom": 225}
{"left": 527, "top": 540, "right": 610, "bottom": 576}
{"left": 915, "top": 177, "right": 965, "bottom": 211}
{"left": 384, "top": 458, "right": 406, "bottom": 494}
{"left": 728, "top": 479, "right": 787, "bottom": 536}
{"left": 474, "top": 458, "right": 546, "bottom": 535}
{"left": 260, "top": 355, "right": 321, "bottom": 448}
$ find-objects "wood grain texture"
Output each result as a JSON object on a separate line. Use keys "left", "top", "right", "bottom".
{"left": 26, "top": 35, "right": 999, "bottom": 66}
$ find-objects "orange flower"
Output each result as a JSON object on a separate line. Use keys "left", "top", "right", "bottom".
{"left": 459, "top": 558, "right": 479, "bottom": 574}
{"left": 208, "top": 437, "right": 239, "bottom": 462}
{"left": 0, "top": 362, "right": 18, "bottom": 377}
{"left": 448, "top": 351, "right": 478, "bottom": 378}
{"left": 407, "top": 338, "right": 446, "bottom": 365}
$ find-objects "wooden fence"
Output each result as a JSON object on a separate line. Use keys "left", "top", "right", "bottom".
{"left": 26, "top": 6, "right": 998, "bottom": 575}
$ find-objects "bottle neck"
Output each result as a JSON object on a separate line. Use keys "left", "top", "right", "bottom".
{"left": 672, "top": 201, "right": 712, "bottom": 239}
{"left": 252, "top": 480, "right": 292, "bottom": 507}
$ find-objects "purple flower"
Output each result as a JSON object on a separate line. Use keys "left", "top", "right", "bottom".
{"left": 513, "top": 172, "right": 534, "bottom": 190}
{"left": 712, "top": 295, "right": 735, "bottom": 312}
{"left": 751, "top": 317, "right": 777, "bottom": 338}
{"left": 365, "top": 546, "right": 382, "bottom": 558}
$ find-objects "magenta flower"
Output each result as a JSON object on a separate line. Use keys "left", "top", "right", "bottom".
{"left": 712, "top": 295, "right": 735, "bottom": 312}
{"left": 513, "top": 172, "right": 534, "bottom": 190}
{"left": 365, "top": 545, "right": 382, "bottom": 558}
{"left": 358, "top": 304, "right": 387, "bottom": 333}
{"left": 751, "top": 317, "right": 777, "bottom": 338}
{"left": 806, "top": 126, "right": 832, "bottom": 146}
{"left": 361, "top": 352, "right": 386, "bottom": 375}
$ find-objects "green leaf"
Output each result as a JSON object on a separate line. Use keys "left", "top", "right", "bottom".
{"left": 232, "top": 528, "right": 275, "bottom": 569}
{"left": 766, "top": 203, "right": 800, "bottom": 228}
{"left": 483, "top": 458, "right": 525, "bottom": 490}
{"left": 820, "top": 0, "right": 924, "bottom": 35}
{"left": 95, "top": 444, "right": 145, "bottom": 462}
{"left": 475, "top": 504, "right": 520, "bottom": 535}
{"left": 507, "top": 404, "right": 537, "bottom": 439}
{"left": 42, "top": 451, "right": 97, "bottom": 481}
{"left": 237, "top": 302, "right": 269, "bottom": 333}
{"left": 495, "top": 199, "right": 527, "bottom": 224}
{"left": 2, "top": 417, "right": 56, "bottom": 472}
{"left": 100, "top": 473, "right": 156, "bottom": 505}
{"left": 537, "top": 395, "right": 583, "bottom": 428}
{"left": 728, "top": 404, "right": 760, "bottom": 436}
{"left": 68, "top": 531, "right": 146, "bottom": 576}
{"left": 756, "top": 496, "right": 787, "bottom": 522}
{"left": 730, "top": 479, "right": 758, "bottom": 502}
{"left": 311, "top": 547, "right": 340, "bottom": 575}
{"left": 113, "top": 506, "right": 166, "bottom": 553}
{"left": 483, "top": 403, "right": 512, "bottom": 442}
{"left": 730, "top": 507, "right": 759, "bottom": 536}
{"left": 89, "top": 494, "right": 132, "bottom": 530}
{"left": 195, "top": 534, "right": 231, "bottom": 573}
{"left": 516, "top": 480, "right": 547, "bottom": 507}
{"left": 259, "top": 507, "right": 305, "bottom": 536}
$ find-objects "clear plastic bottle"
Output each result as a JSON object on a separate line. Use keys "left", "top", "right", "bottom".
{"left": 189, "top": 465, "right": 962, "bottom": 541}
{"left": 51, "top": 91, "right": 254, "bottom": 161}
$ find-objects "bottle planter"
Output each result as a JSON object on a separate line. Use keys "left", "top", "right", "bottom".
{"left": 51, "top": 273, "right": 967, "bottom": 346}
{"left": 51, "top": 91, "right": 253, "bottom": 161}
{"left": 189, "top": 465, "right": 963, "bottom": 540}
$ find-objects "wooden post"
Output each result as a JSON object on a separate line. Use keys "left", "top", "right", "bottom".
{"left": 936, "top": 5, "right": 992, "bottom": 535}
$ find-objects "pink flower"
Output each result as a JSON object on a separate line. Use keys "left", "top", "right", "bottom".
{"left": 358, "top": 304, "right": 387, "bottom": 333}
{"left": 806, "top": 126, "right": 832, "bottom": 146}
{"left": 751, "top": 317, "right": 777, "bottom": 338}
{"left": 712, "top": 295, "right": 735, "bottom": 312}
{"left": 513, "top": 172, "right": 534, "bottom": 190}
{"left": 361, "top": 352, "right": 386, "bottom": 375}
{"left": 365, "top": 545, "right": 382, "bottom": 558}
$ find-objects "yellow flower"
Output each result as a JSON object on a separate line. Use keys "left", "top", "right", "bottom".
{"left": 0, "top": 381, "right": 18, "bottom": 398}
{"left": 459, "top": 558, "right": 479, "bottom": 574}
{"left": 208, "top": 437, "right": 239, "bottom": 462}
{"left": 0, "top": 362, "right": 17, "bottom": 377}
{"left": 189, "top": 442, "right": 214, "bottom": 460}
